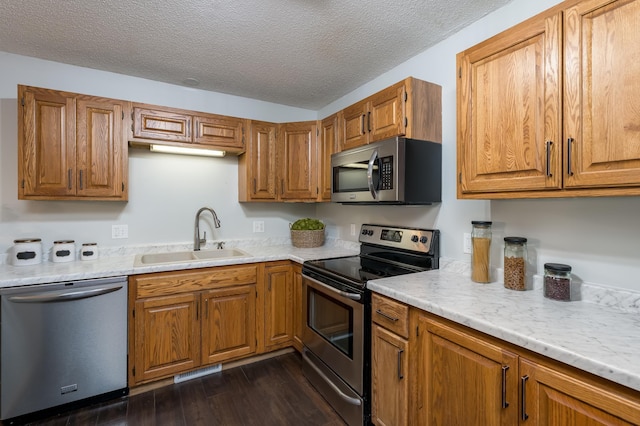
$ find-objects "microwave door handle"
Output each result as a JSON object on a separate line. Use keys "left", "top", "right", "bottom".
{"left": 367, "top": 150, "right": 378, "bottom": 199}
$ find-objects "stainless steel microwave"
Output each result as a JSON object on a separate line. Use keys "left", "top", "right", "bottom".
{"left": 331, "top": 137, "right": 441, "bottom": 204}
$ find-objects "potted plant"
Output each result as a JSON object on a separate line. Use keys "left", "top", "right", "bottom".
{"left": 290, "top": 218, "right": 325, "bottom": 248}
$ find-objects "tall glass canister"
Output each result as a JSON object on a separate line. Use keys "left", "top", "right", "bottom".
{"left": 471, "top": 221, "right": 492, "bottom": 283}
{"left": 503, "top": 237, "right": 527, "bottom": 290}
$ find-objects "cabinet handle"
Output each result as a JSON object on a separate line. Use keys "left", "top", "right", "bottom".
{"left": 361, "top": 114, "right": 366, "bottom": 135}
{"left": 68, "top": 169, "right": 72, "bottom": 190}
{"left": 79, "top": 169, "right": 84, "bottom": 190}
{"left": 281, "top": 179, "right": 284, "bottom": 196}
{"left": 501, "top": 365, "right": 510, "bottom": 409}
{"left": 204, "top": 298, "right": 208, "bottom": 319}
{"left": 521, "top": 375, "right": 529, "bottom": 421}
{"left": 397, "top": 348, "right": 404, "bottom": 380}
{"left": 545, "top": 141, "right": 553, "bottom": 177}
{"left": 567, "top": 137, "right": 574, "bottom": 176}
{"left": 375, "top": 309, "right": 399, "bottom": 322}
{"left": 367, "top": 111, "right": 371, "bottom": 132}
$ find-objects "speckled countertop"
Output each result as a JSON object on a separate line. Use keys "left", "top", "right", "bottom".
{"left": 0, "top": 237, "right": 360, "bottom": 288}
{"left": 367, "top": 260, "right": 640, "bottom": 393}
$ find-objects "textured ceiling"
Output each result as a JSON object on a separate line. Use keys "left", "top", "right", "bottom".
{"left": 0, "top": 0, "right": 512, "bottom": 109}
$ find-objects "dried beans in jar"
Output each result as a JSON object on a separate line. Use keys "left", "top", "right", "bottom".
{"left": 503, "top": 237, "right": 527, "bottom": 291}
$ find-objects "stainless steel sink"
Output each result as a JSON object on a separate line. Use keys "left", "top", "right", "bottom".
{"left": 134, "top": 248, "right": 251, "bottom": 266}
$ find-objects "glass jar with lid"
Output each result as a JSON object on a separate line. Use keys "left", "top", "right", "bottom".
{"left": 503, "top": 237, "right": 527, "bottom": 290}
{"left": 544, "top": 263, "right": 572, "bottom": 301}
{"left": 471, "top": 221, "right": 492, "bottom": 283}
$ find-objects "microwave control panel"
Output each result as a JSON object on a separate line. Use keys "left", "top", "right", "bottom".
{"left": 379, "top": 156, "right": 393, "bottom": 189}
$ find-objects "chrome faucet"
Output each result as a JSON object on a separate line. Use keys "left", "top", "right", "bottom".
{"left": 194, "top": 207, "right": 221, "bottom": 251}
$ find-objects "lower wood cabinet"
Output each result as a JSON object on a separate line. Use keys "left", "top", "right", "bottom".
{"left": 201, "top": 285, "right": 257, "bottom": 365}
{"left": 371, "top": 294, "right": 411, "bottom": 426}
{"left": 128, "top": 264, "right": 259, "bottom": 386}
{"left": 264, "top": 261, "right": 294, "bottom": 351}
{"left": 411, "top": 309, "right": 640, "bottom": 426}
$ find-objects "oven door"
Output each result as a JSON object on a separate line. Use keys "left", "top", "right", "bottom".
{"left": 302, "top": 274, "right": 364, "bottom": 395}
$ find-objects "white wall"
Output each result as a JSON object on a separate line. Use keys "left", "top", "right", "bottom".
{"left": 318, "top": 0, "right": 640, "bottom": 292}
{"left": 0, "top": 53, "right": 317, "bottom": 254}
{"left": 2, "top": 0, "right": 640, "bottom": 293}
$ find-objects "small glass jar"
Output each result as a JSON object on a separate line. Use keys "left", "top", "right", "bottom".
{"left": 503, "top": 237, "right": 527, "bottom": 290}
{"left": 81, "top": 243, "right": 99, "bottom": 261}
{"left": 544, "top": 263, "right": 572, "bottom": 301}
{"left": 471, "top": 221, "right": 492, "bottom": 283}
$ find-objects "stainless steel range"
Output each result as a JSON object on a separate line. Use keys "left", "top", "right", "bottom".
{"left": 301, "top": 224, "right": 440, "bottom": 426}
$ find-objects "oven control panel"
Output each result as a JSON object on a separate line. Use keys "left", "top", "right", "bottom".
{"left": 359, "top": 224, "right": 437, "bottom": 253}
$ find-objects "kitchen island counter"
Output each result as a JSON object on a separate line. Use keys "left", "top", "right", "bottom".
{"left": 367, "top": 265, "right": 640, "bottom": 394}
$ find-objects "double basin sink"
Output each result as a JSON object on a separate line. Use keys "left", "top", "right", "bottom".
{"left": 134, "top": 248, "right": 252, "bottom": 267}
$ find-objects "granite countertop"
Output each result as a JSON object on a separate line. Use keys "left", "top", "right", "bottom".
{"left": 0, "top": 238, "right": 359, "bottom": 289}
{"left": 367, "top": 264, "right": 640, "bottom": 394}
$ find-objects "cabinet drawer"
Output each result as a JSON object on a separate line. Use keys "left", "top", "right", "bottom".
{"left": 372, "top": 293, "right": 409, "bottom": 338}
{"left": 134, "top": 264, "right": 258, "bottom": 298}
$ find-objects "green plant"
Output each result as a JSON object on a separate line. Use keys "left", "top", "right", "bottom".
{"left": 291, "top": 218, "right": 325, "bottom": 231}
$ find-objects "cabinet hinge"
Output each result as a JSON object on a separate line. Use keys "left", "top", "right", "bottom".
{"left": 416, "top": 325, "right": 419, "bottom": 337}
{"left": 132, "top": 309, "right": 135, "bottom": 318}
{"left": 132, "top": 367, "right": 135, "bottom": 376}
{"left": 316, "top": 129, "right": 319, "bottom": 137}
{"left": 122, "top": 111, "right": 125, "bottom": 120}
{"left": 316, "top": 187, "right": 319, "bottom": 195}
{"left": 459, "top": 172, "right": 462, "bottom": 184}
{"left": 404, "top": 91, "right": 408, "bottom": 102}
{"left": 21, "top": 179, "right": 25, "bottom": 189}
{"left": 459, "top": 67, "right": 462, "bottom": 78}
{"left": 21, "top": 97, "right": 25, "bottom": 107}
{"left": 122, "top": 182, "right": 125, "bottom": 192}
{"left": 404, "top": 117, "right": 408, "bottom": 127}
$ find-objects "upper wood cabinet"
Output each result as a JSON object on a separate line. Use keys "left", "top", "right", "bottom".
{"left": 239, "top": 120, "right": 319, "bottom": 202}
{"left": 278, "top": 121, "right": 318, "bottom": 201}
{"left": 131, "top": 103, "right": 246, "bottom": 154}
{"left": 18, "top": 85, "right": 129, "bottom": 201}
{"left": 457, "top": 0, "right": 640, "bottom": 199}
{"left": 340, "top": 77, "right": 442, "bottom": 152}
{"left": 318, "top": 113, "right": 341, "bottom": 201}
{"left": 238, "top": 120, "right": 279, "bottom": 201}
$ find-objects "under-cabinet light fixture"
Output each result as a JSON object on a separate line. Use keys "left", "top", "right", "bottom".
{"left": 149, "top": 144, "right": 226, "bottom": 157}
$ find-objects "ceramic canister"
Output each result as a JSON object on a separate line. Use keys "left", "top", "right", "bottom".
{"left": 52, "top": 240, "right": 76, "bottom": 263}
{"left": 12, "top": 238, "right": 43, "bottom": 266}
{"left": 81, "top": 243, "right": 99, "bottom": 261}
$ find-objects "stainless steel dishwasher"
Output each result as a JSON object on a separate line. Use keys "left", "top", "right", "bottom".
{"left": 1, "top": 276, "right": 128, "bottom": 421}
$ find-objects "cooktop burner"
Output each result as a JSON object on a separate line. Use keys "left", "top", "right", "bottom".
{"left": 303, "top": 224, "right": 440, "bottom": 288}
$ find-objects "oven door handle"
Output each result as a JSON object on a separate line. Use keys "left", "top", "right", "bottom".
{"left": 302, "top": 349, "right": 362, "bottom": 407}
{"left": 305, "top": 275, "right": 362, "bottom": 301}
{"left": 367, "top": 149, "right": 379, "bottom": 200}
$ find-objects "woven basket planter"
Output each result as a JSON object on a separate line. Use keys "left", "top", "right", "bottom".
{"left": 291, "top": 229, "right": 325, "bottom": 248}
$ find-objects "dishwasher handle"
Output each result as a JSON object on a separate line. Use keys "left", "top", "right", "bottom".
{"left": 7, "top": 284, "right": 123, "bottom": 303}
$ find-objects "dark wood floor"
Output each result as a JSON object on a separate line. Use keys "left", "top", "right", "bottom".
{"left": 19, "top": 353, "right": 346, "bottom": 426}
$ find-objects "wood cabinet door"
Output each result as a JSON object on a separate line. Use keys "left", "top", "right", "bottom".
{"left": 415, "top": 315, "right": 518, "bottom": 426}
{"left": 371, "top": 324, "right": 409, "bottom": 426}
{"left": 201, "top": 285, "right": 257, "bottom": 365}
{"left": 264, "top": 263, "right": 293, "bottom": 350}
{"left": 368, "top": 83, "right": 406, "bottom": 143}
{"left": 194, "top": 114, "right": 245, "bottom": 151}
{"left": 132, "top": 106, "right": 192, "bottom": 143}
{"left": 319, "top": 114, "right": 339, "bottom": 201}
{"left": 76, "top": 97, "right": 128, "bottom": 199}
{"left": 18, "top": 86, "right": 76, "bottom": 198}
{"left": 457, "top": 11, "right": 562, "bottom": 194}
{"left": 134, "top": 293, "right": 200, "bottom": 383}
{"left": 292, "top": 264, "right": 303, "bottom": 352}
{"left": 563, "top": 0, "right": 640, "bottom": 189}
{"left": 246, "top": 120, "right": 278, "bottom": 200}
{"left": 342, "top": 99, "right": 369, "bottom": 150}
{"left": 520, "top": 358, "right": 640, "bottom": 425}
{"left": 279, "top": 121, "right": 317, "bottom": 200}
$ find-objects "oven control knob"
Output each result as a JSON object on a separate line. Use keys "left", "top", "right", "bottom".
{"left": 411, "top": 235, "right": 419, "bottom": 243}
{"left": 367, "top": 229, "right": 374, "bottom": 236}
{"left": 361, "top": 229, "right": 368, "bottom": 235}
{"left": 420, "top": 236, "right": 428, "bottom": 244}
